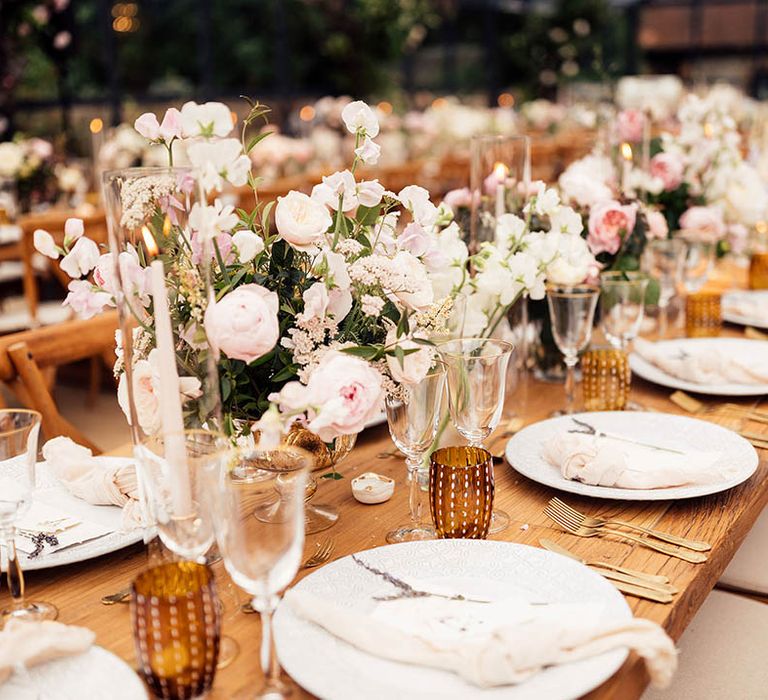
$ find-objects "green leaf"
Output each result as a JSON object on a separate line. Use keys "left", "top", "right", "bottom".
{"left": 246, "top": 130, "right": 272, "bottom": 154}
{"left": 645, "top": 277, "right": 661, "bottom": 306}
{"left": 320, "top": 471, "right": 344, "bottom": 480}
{"left": 396, "top": 309, "right": 409, "bottom": 338}
{"left": 339, "top": 345, "right": 382, "bottom": 361}
{"left": 355, "top": 204, "right": 381, "bottom": 226}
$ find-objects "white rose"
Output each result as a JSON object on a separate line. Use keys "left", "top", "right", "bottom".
{"left": 231, "top": 230, "right": 264, "bottom": 262}
{"left": 180, "top": 101, "right": 234, "bottom": 138}
{"left": 385, "top": 327, "right": 432, "bottom": 385}
{"left": 341, "top": 100, "right": 380, "bottom": 138}
{"left": 60, "top": 237, "right": 100, "bottom": 278}
{"left": 354, "top": 136, "right": 380, "bottom": 165}
{"left": 33, "top": 229, "right": 59, "bottom": 259}
{"left": 275, "top": 191, "right": 332, "bottom": 252}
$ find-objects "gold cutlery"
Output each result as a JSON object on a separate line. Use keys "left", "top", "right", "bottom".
{"left": 489, "top": 416, "right": 525, "bottom": 460}
{"left": 745, "top": 326, "right": 768, "bottom": 341}
{"left": 101, "top": 586, "right": 131, "bottom": 605}
{"left": 539, "top": 539, "right": 677, "bottom": 594}
{"left": 609, "top": 580, "right": 674, "bottom": 603}
{"left": 671, "top": 391, "right": 768, "bottom": 425}
{"left": 544, "top": 505, "right": 708, "bottom": 564}
{"left": 739, "top": 431, "right": 768, "bottom": 449}
{"left": 547, "top": 498, "right": 711, "bottom": 552}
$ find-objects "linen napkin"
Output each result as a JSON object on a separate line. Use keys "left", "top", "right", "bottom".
{"left": 542, "top": 431, "right": 727, "bottom": 489}
{"left": 723, "top": 295, "right": 768, "bottom": 323}
{"left": 41, "top": 437, "right": 142, "bottom": 529}
{"left": 634, "top": 338, "right": 768, "bottom": 385}
{"left": 283, "top": 588, "right": 677, "bottom": 689}
{"left": 0, "top": 619, "right": 94, "bottom": 685}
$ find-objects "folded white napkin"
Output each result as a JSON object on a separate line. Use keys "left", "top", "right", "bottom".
{"left": 41, "top": 437, "right": 142, "bottom": 529}
{"left": 723, "top": 296, "right": 768, "bottom": 323}
{"left": 0, "top": 619, "right": 94, "bottom": 685}
{"left": 543, "top": 430, "right": 727, "bottom": 489}
{"left": 634, "top": 338, "right": 768, "bottom": 385}
{"left": 284, "top": 588, "right": 676, "bottom": 689}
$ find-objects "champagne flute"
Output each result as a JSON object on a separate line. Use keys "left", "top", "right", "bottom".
{"left": 642, "top": 238, "right": 685, "bottom": 336}
{"left": 546, "top": 285, "right": 599, "bottom": 414}
{"left": 0, "top": 409, "right": 57, "bottom": 622}
{"left": 600, "top": 271, "right": 649, "bottom": 350}
{"left": 438, "top": 338, "right": 513, "bottom": 533}
{"left": 210, "top": 443, "right": 310, "bottom": 700}
{"left": 385, "top": 363, "right": 445, "bottom": 544}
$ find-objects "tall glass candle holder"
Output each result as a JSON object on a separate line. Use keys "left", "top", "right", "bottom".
{"left": 469, "top": 135, "right": 530, "bottom": 252}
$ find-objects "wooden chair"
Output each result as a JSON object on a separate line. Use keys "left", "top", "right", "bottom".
{"left": 0, "top": 311, "right": 119, "bottom": 453}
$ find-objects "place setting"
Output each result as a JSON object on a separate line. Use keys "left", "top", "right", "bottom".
{"left": 5, "top": 16, "right": 768, "bottom": 698}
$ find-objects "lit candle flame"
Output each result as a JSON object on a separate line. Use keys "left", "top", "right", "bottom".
{"left": 142, "top": 226, "right": 159, "bottom": 257}
{"left": 299, "top": 105, "right": 316, "bottom": 122}
{"left": 162, "top": 215, "right": 171, "bottom": 237}
{"left": 89, "top": 118, "right": 103, "bottom": 134}
{"left": 620, "top": 142, "right": 633, "bottom": 161}
{"left": 703, "top": 122, "right": 714, "bottom": 138}
{"left": 493, "top": 161, "right": 509, "bottom": 180}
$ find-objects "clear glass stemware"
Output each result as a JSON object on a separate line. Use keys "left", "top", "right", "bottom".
{"left": 681, "top": 238, "right": 715, "bottom": 294}
{"left": 438, "top": 338, "right": 513, "bottom": 533}
{"left": 641, "top": 238, "right": 686, "bottom": 337}
{"left": 385, "top": 364, "right": 446, "bottom": 544}
{"left": 546, "top": 285, "right": 599, "bottom": 414}
{"left": 210, "top": 444, "right": 310, "bottom": 700}
{"left": 599, "top": 271, "right": 650, "bottom": 350}
{"left": 0, "top": 409, "right": 58, "bottom": 622}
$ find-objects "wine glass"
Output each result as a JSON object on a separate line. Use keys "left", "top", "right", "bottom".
{"left": 599, "top": 271, "right": 649, "bottom": 350}
{"left": 546, "top": 285, "right": 599, "bottom": 414}
{"left": 385, "top": 363, "right": 446, "bottom": 544}
{"left": 642, "top": 239, "right": 685, "bottom": 337}
{"left": 209, "top": 443, "right": 310, "bottom": 700}
{"left": 438, "top": 338, "right": 513, "bottom": 533}
{"left": 0, "top": 409, "right": 58, "bottom": 622}
{"left": 136, "top": 428, "right": 239, "bottom": 667}
{"left": 681, "top": 238, "right": 715, "bottom": 294}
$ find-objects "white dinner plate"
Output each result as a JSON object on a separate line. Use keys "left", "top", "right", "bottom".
{"left": 0, "top": 645, "right": 147, "bottom": 699}
{"left": 722, "top": 290, "right": 768, "bottom": 329}
{"left": 274, "top": 540, "right": 632, "bottom": 700}
{"left": 504, "top": 411, "right": 758, "bottom": 501}
{"left": 15, "top": 457, "right": 144, "bottom": 571}
{"left": 629, "top": 337, "right": 768, "bottom": 396}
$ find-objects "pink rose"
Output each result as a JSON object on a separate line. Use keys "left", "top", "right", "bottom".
{"left": 645, "top": 209, "right": 669, "bottom": 240}
{"left": 649, "top": 153, "right": 684, "bottom": 192}
{"left": 63, "top": 279, "right": 112, "bottom": 319}
{"left": 616, "top": 110, "right": 646, "bottom": 143}
{"left": 159, "top": 108, "right": 183, "bottom": 141}
{"left": 587, "top": 200, "right": 637, "bottom": 256}
{"left": 679, "top": 206, "right": 725, "bottom": 241}
{"left": 271, "top": 351, "right": 384, "bottom": 441}
{"left": 134, "top": 112, "right": 160, "bottom": 141}
{"left": 204, "top": 284, "right": 279, "bottom": 363}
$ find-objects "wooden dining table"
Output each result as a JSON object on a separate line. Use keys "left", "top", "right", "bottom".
{"left": 5, "top": 332, "right": 768, "bottom": 699}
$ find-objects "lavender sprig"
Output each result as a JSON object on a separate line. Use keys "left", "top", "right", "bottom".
{"left": 568, "top": 418, "right": 685, "bottom": 455}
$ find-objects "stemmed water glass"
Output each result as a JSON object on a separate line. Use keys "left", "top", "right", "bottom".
{"left": 209, "top": 442, "right": 310, "bottom": 700}
{"left": 546, "top": 285, "right": 599, "bottom": 414}
{"left": 641, "top": 239, "right": 685, "bottom": 337}
{"left": 0, "top": 409, "right": 58, "bottom": 622}
{"left": 385, "top": 364, "right": 446, "bottom": 544}
{"left": 438, "top": 338, "right": 513, "bottom": 533}
{"left": 681, "top": 238, "right": 715, "bottom": 294}
{"left": 600, "top": 271, "right": 650, "bottom": 350}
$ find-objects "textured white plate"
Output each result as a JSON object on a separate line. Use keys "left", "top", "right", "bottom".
{"left": 14, "top": 457, "right": 144, "bottom": 571}
{"left": 505, "top": 411, "right": 758, "bottom": 501}
{"left": 0, "top": 645, "right": 147, "bottom": 700}
{"left": 722, "top": 290, "right": 768, "bottom": 329}
{"left": 629, "top": 337, "right": 768, "bottom": 396}
{"left": 274, "top": 540, "right": 631, "bottom": 700}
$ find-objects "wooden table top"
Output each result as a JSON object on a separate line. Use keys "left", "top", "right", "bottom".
{"left": 4, "top": 338, "right": 767, "bottom": 700}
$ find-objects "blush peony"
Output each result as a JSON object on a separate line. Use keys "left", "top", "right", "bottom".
{"left": 649, "top": 153, "right": 684, "bottom": 192}
{"left": 587, "top": 201, "right": 637, "bottom": 256}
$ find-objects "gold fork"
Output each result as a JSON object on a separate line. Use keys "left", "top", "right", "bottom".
{"left": 544, "top": 505, "right": 708, "bottom": 564}
{"left": 671, "top": 391, "right": 768, "bottom": 425}
{"left": 548, "top": 498, "right": 711, "bottom": 552}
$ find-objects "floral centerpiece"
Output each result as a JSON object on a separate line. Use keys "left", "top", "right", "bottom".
{"left": 36, "top": 97, "right": 594, "bottom": 456}
{"left": 0, "top": 136, "right": 56, "bottom": 213}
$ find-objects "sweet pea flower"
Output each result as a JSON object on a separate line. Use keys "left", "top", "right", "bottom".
{"left": 33, "top": 229, "right": 59, "bottom": 259}
{"left": 442, "top": 187, "right": 477, "bottom": 212}
{"left": 63, "top": 279, "right": 112, "bottom": 319}
{"left": 60, "top": 237, "right": 100, "bottom": 278}
{"left": 385, "top": 326, "right": 432, "bottom": 385}
{"left": 158, "top": 108, "right": 183, "bottom": 141}
{"left": 180, "top": 101, "right": 234, "bottom": 138}
{"left": 204, "top": 284, "right": 280, "bottom": 363}
{"left": 134, "top": 113, "right": 161, "bottom": 141}
{"left": 354, "top": 136, "right": 381, "bottom": 165}
{"left": 276, "top": 191, "right": 333, "bottom": 252}
{"left": 341, "top": 101, "right": 380, "bottom": 138}
{"left": 63, "top": 217, "right": 84, "bottom": 245}
{"left": 649, "top": 153, "right": 684, "bottom": 192}
{"left": 311, "top": 170, "right": 358, "bottom": 212}
{"left": 388, "top": 251, "right": 434, "bottom": 311}
{"left": 587, "top": 200, "right": 637, "bottom": 256}
{"left": 298, "top": 281, "right": 352, "bottom": 324}
{"left": 398, "top": 222, "right": 431, "bottom": 257}
{"left": 231, "top": 230, "right": 264, "bottom": 263}
{"left": 398, "top": 185, "right": 439, "bottom": 229}
{"left": 186, "top": 138, "right": 250, "bottom": 191}
{"left": 356, "top": 179, "right": 385, "bottom": 208}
